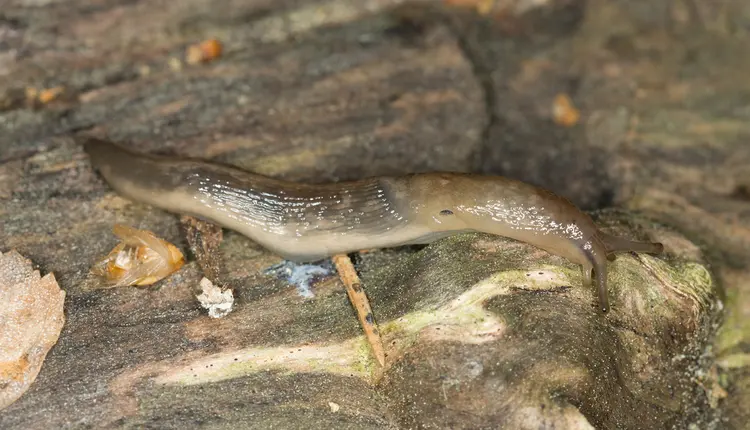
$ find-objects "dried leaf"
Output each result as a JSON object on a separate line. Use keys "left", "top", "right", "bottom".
{"left": 552, "top": 93, "right": 580, "bottom": 127}
{"left": 91, "top": 224, "right": 185, "bottom": 288}
{"left": 24, "top": 86, "right": 66, "bottom": 108}
{"left": 186, "top": 39, "right": 223, "bottom": 65}
{"left": 0, "top": 250, "right": 65, "bottom": 410}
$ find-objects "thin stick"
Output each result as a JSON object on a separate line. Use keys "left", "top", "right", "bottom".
{"left": 331, "top": 254, "right": 385, "bottom": 367}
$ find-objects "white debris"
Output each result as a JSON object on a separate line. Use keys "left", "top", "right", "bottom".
{"left": 328, "top": 401, "right": 340, "bottom": 413}
{"left": 196, "top": 277, "right": 234, "bottom": 318}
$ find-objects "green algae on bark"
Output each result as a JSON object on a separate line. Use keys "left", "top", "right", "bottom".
{"left": 371, "top": 212, "right": 719, "bottom": 429}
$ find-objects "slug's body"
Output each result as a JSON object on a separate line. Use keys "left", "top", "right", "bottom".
{"left": 84, "top": 139, "right": 663, "bottom": 312}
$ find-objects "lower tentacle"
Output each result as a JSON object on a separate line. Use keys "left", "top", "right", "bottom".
{"left": 594, "top": 257, "right": 609, "bottom": 313}
{"left": 581, "top": 236, "right": 611, "bottom": 313}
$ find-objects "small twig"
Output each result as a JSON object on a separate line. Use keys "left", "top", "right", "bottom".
{"left": 331, "top": 254, "right": 385, "bottom": 367}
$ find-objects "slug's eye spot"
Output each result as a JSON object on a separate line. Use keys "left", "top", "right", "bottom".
{"left": 439, "top": 209, "right": 454, "bottom": 216}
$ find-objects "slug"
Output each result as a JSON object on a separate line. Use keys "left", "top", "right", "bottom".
{"left": 83, "top": 138, "right": 663, "bottom": 312}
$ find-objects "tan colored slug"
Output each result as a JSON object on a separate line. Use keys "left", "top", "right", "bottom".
{"left": 83, "top": 138, "right": 663, "bottom": 312}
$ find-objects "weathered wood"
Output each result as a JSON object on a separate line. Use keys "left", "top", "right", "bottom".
{"left": 1, "top": 0, "right": 748, "bottom": 428}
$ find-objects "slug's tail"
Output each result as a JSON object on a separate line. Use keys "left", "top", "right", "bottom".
{"left": 82, "top": 137, "right": 190, "bottom": 204}
{"left": 83, "top": 137, "right": 136, "bottom": 171}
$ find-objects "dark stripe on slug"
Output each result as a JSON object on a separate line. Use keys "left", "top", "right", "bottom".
{"left": 185, "top": 172, "right": 407, "bottom": 236}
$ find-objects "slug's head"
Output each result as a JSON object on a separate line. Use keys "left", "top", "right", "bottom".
{"left": 582, "top": 230, "right": 665, "bottom": 313}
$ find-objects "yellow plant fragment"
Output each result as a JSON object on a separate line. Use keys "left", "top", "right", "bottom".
{"left": 91, "top": 224, "right": 184, "bottom": 288}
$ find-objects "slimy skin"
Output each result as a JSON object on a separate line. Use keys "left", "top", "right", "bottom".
{"left": 83, "top": 138, "right": 664, "bottom": 312}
